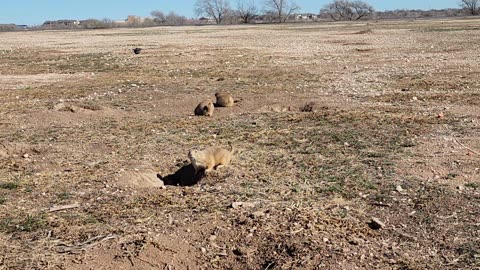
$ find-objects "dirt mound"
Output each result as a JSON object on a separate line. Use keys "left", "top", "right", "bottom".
{"left": 116, "top": 171, "right": 165, "bottom": 188}
{"left": 53, "top": 102, "right": 103, "bottom": 113}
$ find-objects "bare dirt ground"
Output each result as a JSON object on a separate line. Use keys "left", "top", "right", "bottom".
{"left": 0, "top": 19, "right": 479, "bottom": 269}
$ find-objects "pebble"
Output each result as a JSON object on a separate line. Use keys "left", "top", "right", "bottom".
{"left": 250, "top": 211, "right": 266, "bottom": 219}
{"left": 231, "top": 201, "right": 256, "bottom": 209}
{"left": 348, "top": 237, "right": 363, "bottom": 245}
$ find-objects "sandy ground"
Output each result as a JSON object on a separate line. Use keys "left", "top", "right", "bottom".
{"left": 0, "top": 19, "right": 479, "bottom": 269}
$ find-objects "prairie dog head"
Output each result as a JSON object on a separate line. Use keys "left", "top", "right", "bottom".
{"left": 188, "top": 149, "right": 201, "bottom": 162}
{"left": 215, "top": 92, "right": 234, "bottom": 107}
{"left": 194, "top": 99, "right": 214, "bottom": 116}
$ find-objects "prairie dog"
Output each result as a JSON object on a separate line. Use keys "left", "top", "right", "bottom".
{"left": 215, "top": 92, "right": 234, "bottom": 107}
{"left": 188, "top": 143, "right": 235, "bottom": 175}
{"left": 194, "top": 100, "right": 214, "bottom": 116}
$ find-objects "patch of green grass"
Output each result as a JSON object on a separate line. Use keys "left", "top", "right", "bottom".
{"left": 0, "top": 182, "right": 19, "bottom": 190}
{"left": 455, "top": 242, "right": 480, "bottom": 264}
{"left": 0, "top": 218, "right": 14, "bottom": 232}
{"left": 83, "top": 216, "right": 100, "bottom": 225}
{"left": 291, "top": 184, "right": 301, "bottom": 193}
{"left": 20, "top": 214, "right": 47, "bottom": 232}
{"left": 465, "top": 182, "right": 479, "bottom": 189}
{"left": 361, "top": 180, "right": 378, "bottom": 190}
{"left": 423, "top": 27, "right": 479, "bottom": 32}
{"left": 316, "top": 184, "right": 345, "bottom": 196}
{"left": 0, "top": 213, "right": 47, "bottom": 233}
{"left": 446, "top": 173, "right": 458, "bottom": 180}
{"left": 365, "top": 151, "right": 386, "bottom": 158}
{"left": 57, "top": 192, "right": 72, "bottom": 201}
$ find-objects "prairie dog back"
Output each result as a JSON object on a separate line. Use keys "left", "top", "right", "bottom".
{"left": 215, "top": 92, "right": 234, "bottom": 107}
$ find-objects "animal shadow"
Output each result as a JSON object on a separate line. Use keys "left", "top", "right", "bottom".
{"left": 158, "top": 164, "right": 204, "bottom": 187}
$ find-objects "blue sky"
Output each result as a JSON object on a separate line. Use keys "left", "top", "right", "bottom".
{"left": 1, "top": 0, "right": 459, "bottom": 25}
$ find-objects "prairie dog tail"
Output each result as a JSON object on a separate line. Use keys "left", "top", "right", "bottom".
{"left": 228, "top": 142, "right": 235, "bottom": 155}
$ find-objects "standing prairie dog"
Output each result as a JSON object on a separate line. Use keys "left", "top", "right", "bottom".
{"left": 215, "top": 92, "right": 234, "bottom": 107}
{"left": 188, "top": 143, "right": 235, "bottom": 175}
{"left": 194, "top": 100, "right": 214, "bottom": 116}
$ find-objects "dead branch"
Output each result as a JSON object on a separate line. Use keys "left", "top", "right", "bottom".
{"left": 48, "top": 203, "right": 80, "bottom": 213}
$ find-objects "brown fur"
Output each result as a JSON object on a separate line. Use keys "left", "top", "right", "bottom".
{"left": 194, "top": 100, "right": 214, "bottom": 116}
{"left": 215, "top": 92, "right": 234, "bottom": 107}
{"left": 188, "top": 143, "right": 235, "bottom": 175}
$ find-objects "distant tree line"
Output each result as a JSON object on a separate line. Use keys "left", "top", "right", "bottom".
{"left": 1, "top": 0, "right": 479, "bottom": 32}
{"left": 0, "top": 24, "right": 20, "bottom": 32}
{"left": 192, "top": 0, "right": 478, "bottom": 24}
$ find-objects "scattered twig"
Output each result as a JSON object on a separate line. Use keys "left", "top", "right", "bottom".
{"left": 370, "top": 202, "right": 391, "bottom": 207}
{"left": 453, "top": 137, "right": 480, "bottom": 156}
{"left": 56, "top": 234, "right": 117, "bottom": 254}
{"left": 48, "top": 203, "right": 80, "bottom": 213}
{"left": 264, "top": 261, "right": 275, "bottom": 270}
{"left": 290, "top": 228, "right": 304, "bottom": 235}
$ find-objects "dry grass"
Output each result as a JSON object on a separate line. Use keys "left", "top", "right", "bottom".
{"left": 0, "top": 19, "right": 479, "bottom": 269}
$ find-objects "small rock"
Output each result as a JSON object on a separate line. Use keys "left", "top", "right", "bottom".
{"left": 233, "top": 247, "right": 247, "bottom": 256}
{"left": 396, "top": 185, "right": 404, "bottom": 193}
{"left": 208, "top": 235, "right": 217, "bottom": 242}
{"left": 348, "top": 237, "right": 363, "bottom": 245}
{"left": 323, "top": 237, "right": 329, "bottom": 243}
{"left": 53, "top": 102, "right": 68, "bottom": 111}
{"left": 368, "top": 217, "right": 385, "bottom": 230}
{"left": 23, "top": 153, "right": 29, "bottom": 158}
{"left": 437, "top": 113, "right": 444, "bottom": 119}
{"left": 250, "top": 211, "right": 265, "bottom": 219}
{"left": 231, "top": 202, "right": 256, "bottom": 209}
{"left": 412, "top": 96, "right": 418, "bottom": 101}
{"left": 201, "top": 247, "right": 207, "bottom": 253}
{"left": 217, "top": 250, "right": 228, "bottom": 256}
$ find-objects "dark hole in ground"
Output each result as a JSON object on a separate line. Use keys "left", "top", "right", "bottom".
{"left": 158, "top": 164, "right": 204, "bottom": 187}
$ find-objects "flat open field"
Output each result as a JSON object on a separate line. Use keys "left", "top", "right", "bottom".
{"left": 0, "top": 19, "right": 479, "bottom": 269}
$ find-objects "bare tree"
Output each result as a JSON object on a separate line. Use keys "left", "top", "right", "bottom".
{"left": 264, "top": 0, "right": 300, "bottom": 23}
{"left": 459, "top": 0, "right": 479, "bottom": 15}
{"left": 236, "top": 0, "right": 258, "bottom": 23}
{"left": 321, "top": 0, "right": 374, "bottom": 21}
{"left": 151, "top": 10, "right": 166, "bottom": 24}
{"left": 195, "top": 0, "right": 231, "bottom": 24}
{"left": 165, "top": 12, "right": 187, "bottom": 25}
